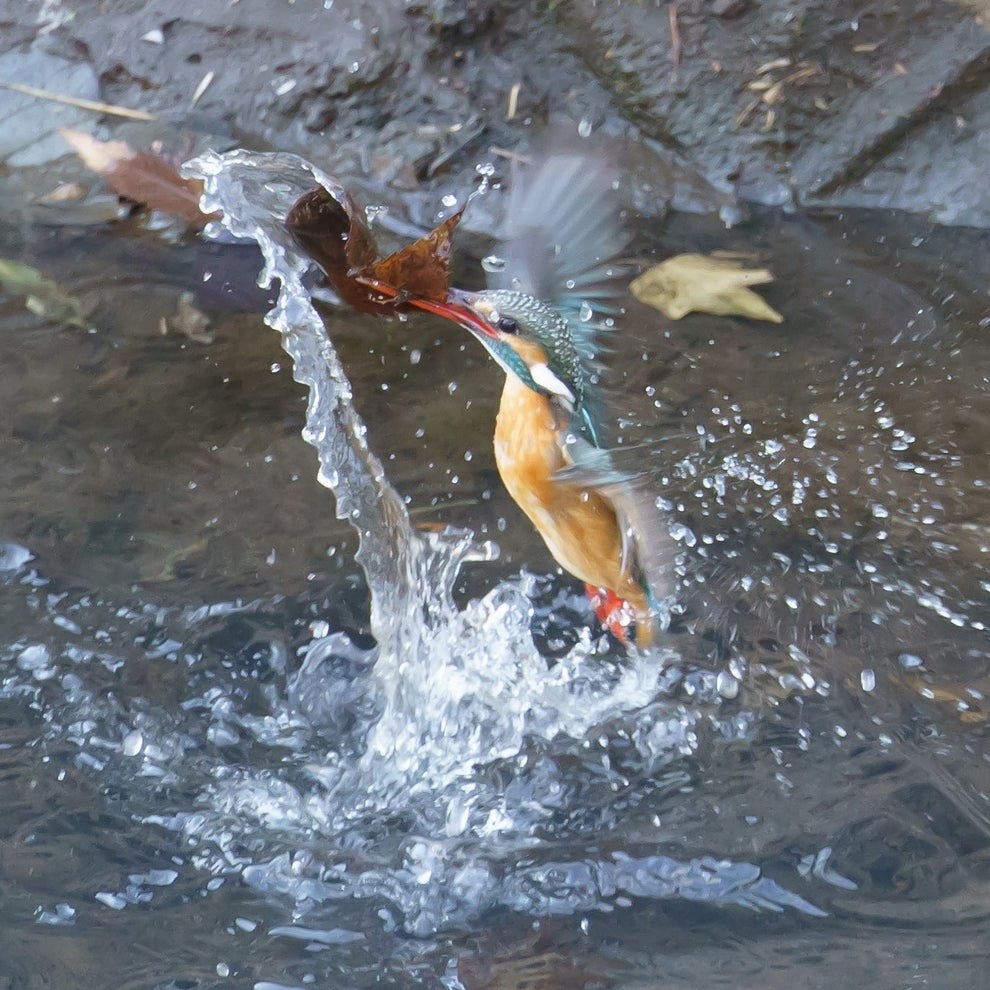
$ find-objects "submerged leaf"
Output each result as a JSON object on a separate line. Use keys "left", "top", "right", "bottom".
{"left": 160, "top": 291, "right": 213, "bottom": 344}
{"left": 61, "top": 128, "right": 216, "bottom": 226}
{"left": 630, "top": 253, "right": 783, "bottom": 323}
{"left": 0, "top": 258, "right": 90, "bottom": 328}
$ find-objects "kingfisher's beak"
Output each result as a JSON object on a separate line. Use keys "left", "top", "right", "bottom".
{"left": 445, "top": 287, "right": 481, "bottom": 309}
{"left": 406, "top": 287, "right": 498, "bottom": 340}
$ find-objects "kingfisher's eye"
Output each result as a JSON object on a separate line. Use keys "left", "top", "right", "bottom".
{"left": 496, "top": 316, "right": 518, "bottom": 334}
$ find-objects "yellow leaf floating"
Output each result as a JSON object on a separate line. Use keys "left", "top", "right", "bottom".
{"left": 630, "top": 253, "right": 783, "bottom": 323}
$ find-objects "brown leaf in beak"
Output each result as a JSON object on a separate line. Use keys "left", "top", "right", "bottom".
{"left": 288, "top": 180, "right": 469, "bottom": 317}
{"left": 285, "top": 185, "right": 386, "bottom": 314}
{"left": 360, "top": 207, "right": 464, "bottom": 303}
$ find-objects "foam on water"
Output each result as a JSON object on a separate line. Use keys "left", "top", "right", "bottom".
{"left": 0, "top": 533, "right": 821, "bottom": 935}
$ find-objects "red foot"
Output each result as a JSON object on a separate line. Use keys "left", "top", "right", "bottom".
{"left": 584, "top": 583, "right": 634, "bottom": 644}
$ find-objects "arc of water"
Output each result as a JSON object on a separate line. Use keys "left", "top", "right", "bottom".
{"left": 183, "top": 150, "right": 496, "bottom": 668}
{"left": 187, "top": 151, "right": 410, "bottom": 597}
{"left": 185, "top": 151, "right": 644, "bottom": 784}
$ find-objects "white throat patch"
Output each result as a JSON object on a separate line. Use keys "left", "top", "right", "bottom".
{"left": 530, "top": 362, "right": 576, "bottom": 406}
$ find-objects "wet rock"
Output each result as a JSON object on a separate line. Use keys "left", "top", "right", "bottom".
{"left": 0, "top": 39, "right": 100, "bottom": 167}
{"left": 1, "top": 0, "right": 988, "bottom": 226}
{"left": 712, "top": 0, "right": 750, "bottom": 18}
{"left": 46, "top": 0, "right": 407, "bottom": 145}
{"left": 790, "top": 15, "right": 990, "bottom": 224}
{"left": 0, "top": 0, "right": 745, "bottom": 231}
{"left": 407, "top": 0, "right": 506, "bottom": 38}
{"left": 553, "top": 0, "right": 990, "bottom": 222}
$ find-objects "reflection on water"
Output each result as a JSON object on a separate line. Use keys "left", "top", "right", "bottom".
{"left": 0, "top": 151, "right": 989, "bottom": 988}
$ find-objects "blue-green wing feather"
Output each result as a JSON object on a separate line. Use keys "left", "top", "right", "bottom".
{"left": 490, "top": 149, "right": 629, "bottom": 366}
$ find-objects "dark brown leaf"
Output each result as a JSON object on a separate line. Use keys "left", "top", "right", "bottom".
{"left": 61, "top": 128, "right": 217, "bottom": 226}
{"left": 287, "top": 182, "right": 471, "bottom": 319}
{"left": 285, "top": 186, "right": 388, "bottom": 314}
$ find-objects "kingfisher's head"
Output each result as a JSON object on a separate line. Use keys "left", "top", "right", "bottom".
{"left": 446, "top": 286, "right": 605, "bottom": 443}
{"left": 436, "top": 144, "right": 628, "bottom": 445}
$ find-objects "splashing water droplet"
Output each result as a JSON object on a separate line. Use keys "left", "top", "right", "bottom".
{"left": 716, "top": 670, "right": 740, "bottom": 699}
{"left": 669, "top": 523, "right": 697, "bottom": 548}
{"left": 364, "top": 204, "right": 388, "bottom": 225}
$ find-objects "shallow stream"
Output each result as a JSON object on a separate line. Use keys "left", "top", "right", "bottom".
{"left": 0, "top": 149, "right": 988, "bottom": 989}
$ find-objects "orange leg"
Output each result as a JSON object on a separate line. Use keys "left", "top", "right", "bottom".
{"left": 584, "top": 583, "right": 635, "bottom": 644}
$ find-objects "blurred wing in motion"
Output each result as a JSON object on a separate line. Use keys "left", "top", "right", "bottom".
{"left": 491, "top": 147, "right": 630, "bottom": 324}
{"left": 556, "top": 433, "right": 675, "bottom": 627}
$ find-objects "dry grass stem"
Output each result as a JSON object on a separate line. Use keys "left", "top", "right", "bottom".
{"left": 1, "top": 82, "right": 156, "bottom": 120}
{"left": 190, "top": 71, "right": 215, "bottom": 108}
{"left": 668, "top": 4, "right": 682, "bottom": 66}
{"left": 506, "top": 81, "right": 521, "bottom": 121}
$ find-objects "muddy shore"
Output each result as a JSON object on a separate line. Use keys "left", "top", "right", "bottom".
{"left": 2, "top": 0, "right": 989, "bottom": 228}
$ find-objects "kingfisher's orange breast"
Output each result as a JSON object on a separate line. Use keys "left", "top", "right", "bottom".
{"left": 492, "top": 372, "right": 649, "bottom": 618}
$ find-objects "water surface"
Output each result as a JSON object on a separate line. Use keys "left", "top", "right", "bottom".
{"left": 0, "top": 155, "right": 988, "bottom": 989}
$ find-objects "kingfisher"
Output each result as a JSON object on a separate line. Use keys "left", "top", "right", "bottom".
{"left": 440, "top": 148, "right": 673, "bottom": 646}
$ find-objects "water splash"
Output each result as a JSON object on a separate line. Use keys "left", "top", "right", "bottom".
{"left": 184, "top": 150, "right": 693, "bottom": 782}
{"left": 173, "top": 149, "right": 822, "bottom": 930}
{"left": 189, "top": 151, "right": 519, "bottom": 771}
{"left": 0, "top": 151, "right": 828, "bottom": 940}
